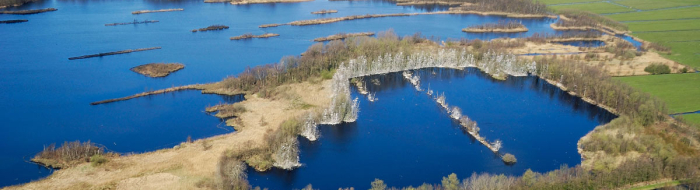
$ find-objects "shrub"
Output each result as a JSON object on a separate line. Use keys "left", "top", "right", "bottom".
{"left": 90, "top": 154, "right": 108, "bottom": 166}
{"left": 502, "top": 153, "right": 517, "bottom": 164}
{"left": 370, "top": 179, "right": 387, "bottom": 190}
{"left": 33, "top": 140, "right": 104, "bottom": 169}
{"left": 644, "top": 64, "right": 671, "bottom": 75}
{"left": 680, "top": 67, "right": 688, "bottom": 73}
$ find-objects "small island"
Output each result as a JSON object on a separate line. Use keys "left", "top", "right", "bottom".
{"left": 462, "top": 21, "right": 528, "bottom": 33}
{"left": 502, "top": 153, "right": 517, "bottom": 165}
{"left": 311, "top": 9, "right": 338, "bottom": 14}
{"left": 192, "top": 25, "right": 229, "bottom": 32}
{"left": 313, "top": 32, "right": 374, "bottom": 42}
{"left": 259, "top": 23, "right": 284, "bottom": 28}
{"left": 230, "top": 33, "right": 280, "bottom": 40}
{"left": 0, "top": 19, "right": 28, "bottom": 24}
{"left": 130, "top": 63, "right": 185, "bottom": 78}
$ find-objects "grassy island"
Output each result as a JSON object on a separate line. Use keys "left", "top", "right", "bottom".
{"left": 463, "top": 20, "right": 528, "bottom": 33}
{"left": 130, "top": 63, "right": 185, "bottom": 78}
{"left": 230, "top": 33, "right": 280, "bottom": 40}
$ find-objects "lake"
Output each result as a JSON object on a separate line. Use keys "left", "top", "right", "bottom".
{"left": 1, "top": 0, "right": 613, "bottom": 187}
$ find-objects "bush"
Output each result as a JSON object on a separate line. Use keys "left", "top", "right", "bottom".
{"left": 32, "top": 140, "right": 104, "bottom": 169}
{"left": 90, "top": 154, "right": 108, "bottom": 166}
{"left": 680, "top": 67, "right": 688, "bottom": 73}
{"left": 502, "top": 153, "right": 517, "bottom": 164}
{"left": 644, "top": 64, "right": 671, "bottom": 75}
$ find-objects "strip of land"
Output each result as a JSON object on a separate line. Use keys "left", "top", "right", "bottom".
{"left": 313, "top": 32, "right": 374, "bottom": 42}
{"left": 0, "top": 8, "right": 56, "bottom": 15}
{"left": 0, "top": 19, "right": 27, "bottom": 24}
{"left": 311, "top": 9, "right": 337, "bottom": 14}
{"left": 68, "top": 47, "right": 161, "bottom": 60}
{"left": 230, "top": 33, "right": 279, "bottom": 40}
{"left": 131, "top": 8, "right": 183, "bottom": 15}
{"left": 192, "top": 25, "right": 229, "bottom": 32}
{"left": 105, "top": 20, "right": 158, "bottom": 26}
{"left": 130, "top": 63, "right": 185, "bottom": 78}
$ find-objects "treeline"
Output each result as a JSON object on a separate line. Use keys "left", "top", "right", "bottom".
{"left": 371, "top": 156, "right": 700, "bottom": 190}
{"left": 210, "top": 31, "right": 425, "bottom": 96}
{"left": 555, "top": 9, "right": 629, "bottom": 31}
{"left": 449, "top": 0, "right": 550, "bottom": 15}
{"left": 0, "top": 0, "right": 35, "bottom": 7}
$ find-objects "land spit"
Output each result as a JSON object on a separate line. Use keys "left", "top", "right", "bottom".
{"left": 192, "top": 25, "right": 229, "bottom": 32}
{"left": 105, "top": 20, "right": 158, "bottom": 26}
{"left": 68, "top": 47, "right": 161, "bottom": 60}
{"left": 0, "top": 8, "right": 57, "bottom": 15}
{"left": 261, "top": 11, "right": 555, "bottom": 28}
{"left": 230, "top": 33, "right": 280, "bottom": 40}
{"left": 130, "top": 63, "right": 185, "bottom": 78}
{"left": 0, "top": 19, "right": 28, "bottom": 24}
{"left": 462, "top": 21, "right": 528, "bottom": 33}
{"left": 90, "top": 84, "right": 204, "bottom": 105}
{"left": 201, "top": 0, "right": 312, "bottom": 5}
{"left": 313, "top": 32, "right": 375, "bottom": 42}
{"left": 311, "top": 9, "right": 338, "bottom": 14}
{"left": 131, "top": 8, "right": 183, "bottom": 15}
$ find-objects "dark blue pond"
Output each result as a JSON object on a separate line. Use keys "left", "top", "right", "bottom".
{"left": 247, "top": 68, "right": 615, "bottom": 189}
{"left": 1, "top": 0, "right": 611, "bottom": 187}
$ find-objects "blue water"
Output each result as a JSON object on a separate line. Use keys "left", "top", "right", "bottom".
{"left": 247, "top": 68, "right": 615, "bottom": 189}
{"left": 1, "top": 0, "right": 612, "bottom": 187}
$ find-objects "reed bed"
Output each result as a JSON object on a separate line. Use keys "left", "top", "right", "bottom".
{"left": 105, "top": 20, "right": 158, "bottom": 26}
{"left": 191, "top": 25, "right": 229, "bottom": 32}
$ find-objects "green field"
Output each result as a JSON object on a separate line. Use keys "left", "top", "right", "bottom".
{"left": 633, "top": 30, "right": 700, "bottom": 42}
{"left": 615, "top": 0, "right": 700, "bottom": 10}
{"left": 677, "top": 113, "right": 700, "bottom": 126}
{"left": 551, "top": 2, "right": 635, "bottom": 13}
{"left": 628, "top": 19, "right": 700, "bottom": 32}
{"left": 607, "top": 6, "right": 700, "bottom": 21}
{"left": 616, "top": 73, "right": 700, "bottom": 114}
{"left": 660, "top": 42, "right": 700, "bottom": 68}
{"left": 537, "top": 0, "right": 603, "bottom": 5}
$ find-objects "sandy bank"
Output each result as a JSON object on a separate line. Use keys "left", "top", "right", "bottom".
{"left": 9, "top": 81, "right": 332, "bottom": 190}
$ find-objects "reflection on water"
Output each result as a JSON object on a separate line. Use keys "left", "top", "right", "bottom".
{"left": 247, "top": 68, "right": 615, "bottom": 189}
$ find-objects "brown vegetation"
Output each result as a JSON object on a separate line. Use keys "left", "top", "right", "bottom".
{"left": 447, "top": 0, "right": 551, "bottom": 16}
{"left": 68, "top": 47, "right": 161, "bottom": 60}
{"left": 289, "top": 13, "right": 414, "bottom": 26}
{"left": 313, "top": 32, "right": 375, "bottom": 42}
{"left": 90, "top": 84, "right": 204, "bottom": 105}
{"left": 0, "top": 8, "right": 56, "bottom": 15}
{"left": 131, "top": 8, "right": 183, "bottom": 15}
{"left": 130, "top": 63, "right": 185, "bottom": 77}
{"left": 463, "top": 20, "right": 527, "bottom": 33}
{"left": 230, "top": 33, "right": 280, "bottom": 40}
{"left": 259, "top": 23, "right": 285, "bottom": 28}
{"left": 552, "top": 10, "right": 629, "bottom": 34}
{"left": 192, "top": 25, "right": 229, "bottom": 32}
{"left": 31, "top": 141, "right": 116, "bottom": 169}
{"left": 311, "top": 9, "right": 337, "bottom": 14}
